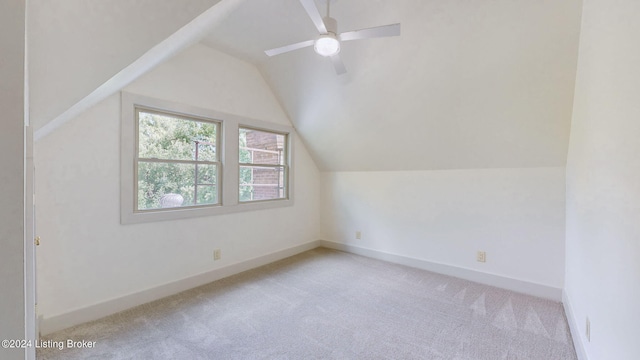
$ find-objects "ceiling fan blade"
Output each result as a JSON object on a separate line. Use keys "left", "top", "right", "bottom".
{"left": 299, "top": 0, "right": 327, "bottom": 34}
{"left": 340, "top": 23, "right": 401, "bottom": 42}
{"left": 330, "top": 54, "right": 347, "bottom": 75}
{"left": 265, "top": 39, "right": 315, "bottom": 57}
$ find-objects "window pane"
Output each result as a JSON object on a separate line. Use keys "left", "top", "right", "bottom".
{"left": 196, "top": 164, "right": 217, "bottom": 205}
{"left": 239, "top": 165, "right": 286, "bottom": 202}
{"left": 138, "top": 162, "right": 220, "bottom": 210}
{"left": 138, "top": 110, "right": 217, "bottom": 162}
{"left": 197, "top": 164, "right": 216, "bottom": 185}
{"left": 239, "top": 167, "right": 253, "bottom": 202}
{"left": 196, "top": 185, "right": 217, "bottom": 205}
{"left": 239, "top": 128, "right": 285, "bottom": 165}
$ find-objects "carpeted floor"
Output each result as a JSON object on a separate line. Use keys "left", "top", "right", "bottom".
{"left": 38, "top": 248, "right": 577, "bottom": 359}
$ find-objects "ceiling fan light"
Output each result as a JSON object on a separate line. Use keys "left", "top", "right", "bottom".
{"left": 314, "top": 35, "right": 340, "bottom": 57}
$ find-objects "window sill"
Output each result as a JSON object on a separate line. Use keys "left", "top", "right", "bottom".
{"left": 121, "top": 198, "right": 293, "bottom": 224}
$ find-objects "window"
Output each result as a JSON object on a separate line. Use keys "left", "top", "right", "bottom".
{"left": 136, "top": 108, "right": 220, "bottom": 211}
{"left": 239, "top": 128, "right": 288, "bottom": 202}
{"left": 121, "top": 92, "right": 294, "bottom": 224}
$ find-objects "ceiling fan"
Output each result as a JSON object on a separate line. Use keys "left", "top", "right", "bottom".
{"left": 264, "top": 0, "right": 401, "bottom": 75}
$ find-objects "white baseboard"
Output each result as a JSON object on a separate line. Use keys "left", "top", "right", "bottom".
{"left": 40, "top": 240, "right": 322, "bottom": 336}
{"left": 319, "top": 240, "right": 563, "bottom": 301}
{"left": 41, "top": 239, "right": 565, "bottom": 336}
{"left": 563, "top": 290, "right": 588, "bottom": 360}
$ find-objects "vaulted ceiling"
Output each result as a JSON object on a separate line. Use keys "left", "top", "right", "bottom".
{"left": 29, "top": 0, "right": 224, "bottom": 130}
{"left": 30, "top": 0, "right": 583, "bottom": 172}
{"left": 202, "top": 0, "right": 583, "bottom": 171}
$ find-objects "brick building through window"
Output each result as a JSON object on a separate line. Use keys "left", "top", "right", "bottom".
{"left": 240, "top": 128, "right": 287, "bottom": 201}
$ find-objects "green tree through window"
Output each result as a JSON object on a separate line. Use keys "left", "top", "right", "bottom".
{"left": 137, "top": 109, "right": 220, "bottom": 211}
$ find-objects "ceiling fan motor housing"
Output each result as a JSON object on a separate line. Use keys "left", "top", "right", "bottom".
{"left": 323, "top": 16, "right": 338, "bottom": 35}
{"left": 314, "top": 34, "right": 340, "bottom": 57}
{"left": 314, "top": 16, "right": 340, "bottom": 57}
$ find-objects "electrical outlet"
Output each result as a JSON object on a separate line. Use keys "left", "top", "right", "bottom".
{"left": 586, "top": 317, "right": 591, "bottom": 342}
{"left": 355, "top": 231, "right": 362, "bottom": 240}
{"left": 477, "top": 251, "right": 486, "bottom": 263}
{"left": 213, "top": 249, "right": 221, "bottom": 261}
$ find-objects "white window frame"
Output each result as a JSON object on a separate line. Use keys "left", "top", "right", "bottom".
{"left": 121, "top": 92, "right": 294, "bottom": 224}
{"left": 239, "top": 126, "right": 289, "bottom": 203}
{"left": 135, "top": 106, "right": 222, "bottom": 211}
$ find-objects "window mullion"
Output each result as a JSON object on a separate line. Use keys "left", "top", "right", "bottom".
{"left": 138, "top": 158, "right": 219, "bottom": 166}
{"left": 238, "top": 163, "right": 285, "bottom": 168}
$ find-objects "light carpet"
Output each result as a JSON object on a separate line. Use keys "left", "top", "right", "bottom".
{"left": 38, "top": 248, "right": 577, "bottom": 359}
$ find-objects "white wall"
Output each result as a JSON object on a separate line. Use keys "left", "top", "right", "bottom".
{"left": 0, "top": 1, "right": 27, "bottom": 359}
{"left": 565, "top": 0, "right": 640, "bottom": 358}
{"left": 35, "top": 44, "right": 321, "bottom": 326}
{"left": 321, "top": 167, "right": 566, "bottom": 295}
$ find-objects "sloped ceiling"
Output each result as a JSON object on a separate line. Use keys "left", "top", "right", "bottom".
{"left": 29, "top": 0, "right": 223, "bottom": 130}
{"left": 202, "top": 0, "right": 583, "bottom": 171}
